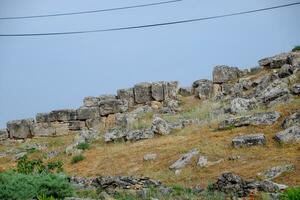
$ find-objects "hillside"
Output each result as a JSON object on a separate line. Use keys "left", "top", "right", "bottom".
{"left": 0, "top": 50, "right": 300, "bottom": 200}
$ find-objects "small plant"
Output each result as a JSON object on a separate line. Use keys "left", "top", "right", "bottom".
{"left": 37, "top": 195, "right": 57, "bottom": 200}
{"left": 17, "top": 155, "right": 46, "bottom": 174}
{"left": 280, "top": 187, "right": 300, "bottom": 200}
{"left": 71, "top": 154, "right": 85, "bottom": 164}
{"left": 47, "top": 160, "right": 64, "bottom": 173}
{"left": 77, "top": 142, "right": 90, "bottom": 150}
{"left": 292, "top": 46, "right": 300, "bottom": 52}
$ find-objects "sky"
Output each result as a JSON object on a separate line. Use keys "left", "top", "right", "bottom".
{"left": 0, "top": 0, "right": 299, "bottom": 128}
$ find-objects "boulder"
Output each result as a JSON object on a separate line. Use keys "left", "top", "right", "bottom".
{"left": 49, "top": 109, "right": 77, "bottom": 122}
{"left": 99, "top": 99, "right": 128, "bottom": 116}
{"left": 98, "top": 94, "right": 116, "bottom": 101}
{"left": 31, "top": 122, "right": 56, "bottom": 137}
{"left": 193, "top": 79, "right": 213, "bottom": 99}
{"left": 104, "top": 130, "right": 126, "bottom": 142}
{"left": 258, "top": 53, "right": 290, "bottom": 68}
{"left": 115, "top": 106, "right": 152, "bottom": 128}
{"left": 68, "top": 121, "right": 86, "bottom": 131}
{"left": 282, "top": 110, "right": 300, "bottom": 129}
{"left": 291, "top": 83, "right": 300, "bottom": 94}
{"left": 143, "top": 153, "right": 157, "bottom": 161}
{"left": 151, "top": 117, "right": 170, "bottom": 135}
{"left": 232, "top": 134, "right": 266, "bottom": 148}
{"left": 258, "top": 180, "right": 288, "bottom": 193}
{"left": 178, "top": 87, "right": 192, "bottom": 96}
{"left": 230, "top": 97, "right": 256, "bottom": 113}
{"left": 86, "top": 117, "right": 104, "bottom": 130}
{"left": 213, "top": 65, "right": 241, "bottom": 84}
{"left": 161, "top": 99, "right": 181, "bottom": 114}
{"left": 134, "top": 82, "right": 153, "bottom": 104}
{"left": 165, "top": 81, "right": 179, "bottom": 99}
{"left": 7, "top": 118, "right": 34, "bottom": 139}
{"left": 151, "top": 82, "right": 165, "bottom": 101}
{"left": 125, "top": 129, "right": 154, "bottom": 141}
{"left": 222, "top": 83, "right": 244, "bottom": 98}
{"left": 259, "top": 164, "right": 294, "bottom": 180}
{"left": 252, "top": 73, "right": 279, "bottom": 97}
{"left": 274, "top": 126, "right": 300, "bottom": 143}
{"left": 77, "top": 107, "right": 100, "bottom": 120}
{"left": 278, "top": 64, "right": 293, "bottom": 78}
{"left": 83, "top": 96, "right": 99, "bottom": 107}
{"left": 290, "top": 51, "right": 300, "bottom": 66}
{"left": 169, "top": 148, "right": 199, "bottom": 170}
{"left": 117, "top": 88, "right": 135, "bottom": 107}
{"left": 219, "top": 112, "right": 280, "bottom": 130}
{"left": 0, "top": 129, "right": 8, "bottom": 141}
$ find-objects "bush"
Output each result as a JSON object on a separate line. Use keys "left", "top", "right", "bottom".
{"left": 0, "top": 171, "right": 74, "bottom": 200}
{"left": 47, "top": 161, "right": 64, "bottom": 173}
{"left": 17, "top": 156, "right": 63, "bottom": 174}
{"left": 71, "top": 154, "right": 85, "bottom": 164}
{"left": 292, "top": 46, "right": 300, "bottom": 52}
{"left": 280, "top": 187, "right": 300, "bottom": 200}
{"left": 77, "top": 142, "right": 90, "bottom": 150}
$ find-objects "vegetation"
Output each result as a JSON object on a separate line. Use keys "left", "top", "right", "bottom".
{"left": 292, "top": 45, "right": 300, "bottom": 52}
{"left": 76, "top": 142, "right": 90, "bottom": 150}
{"left": 280, "top": 187, "right": 300, "bottom": 200}
{"left": 71, "top": 154, "right": 85, "bottom": 164}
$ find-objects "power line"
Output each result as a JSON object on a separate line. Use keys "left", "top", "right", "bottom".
{"left": 0, "top": 2, "right": 299, "bottom": 37}
{"left": 0, "top": 0, "right": 183, "bottom": 20}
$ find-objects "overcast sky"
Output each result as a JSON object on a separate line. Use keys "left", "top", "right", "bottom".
{"left": 0, "top": 0, "right": 299, "bottom": 128}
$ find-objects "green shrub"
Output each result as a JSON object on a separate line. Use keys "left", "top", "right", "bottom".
{"left": 280, "top": 187, "right": 300, "bottom": 200}
{"left": 292, "top": 46, "right": 300, "bottom": 52}
{"left": 37, "top": 195, "right": 57, "bottom": 200}
{"left": 71, "top": 154, "right": 85, "bottom": 164}
{"left": 77, "top": 142, "right": 90, "bottom": 150}
{"left": 17, "top": 155, "right": 46, "bottom": 174}
{"left": 47, "top": 161, "right": 63, "bottom": 173}
{"left": 0, "top": 171, "right": 74, "bottom": 200}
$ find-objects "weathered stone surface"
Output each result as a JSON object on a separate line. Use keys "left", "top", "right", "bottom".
{"left": 221, "top": 83, "right": 244, "bottom": 98}
{"left": 151, "top": 82, "right": 165, "bottom": 101}
{"left": 115, "top": 106, "right": 152, "bottom": 128}
{"left": 278, "top": 64, "right": 293, "bottom": 78}
{"left": 232, "top": 134, "right": 266, "bottom": 148}
{"left": 219, "top": 112, "right": 280, "bottom": 130}
{"left": 291, "top": 83, "right": 300, "bottom": 94}
{"left": 259, "top": 164, "right": 294, "bottom": 180}
{"left": 68, "top": 121, "right": 86, "bottom": 131}
{"left": 99, "top": 99, "right": 128, "bottom": 116}
{"left": 77, "top": 107, "right": 100, "bottom": 120}
{"left": 230, "top": 97, "right": 256, "bottom": 114}
{"left": 83, "top": 96, "right": 99, "bottom": 107}
{"left": 213, "top": 65, "right": 241, "bottom": 84}
{"left": 165, "top": 81, "right": 179, "bottom": 100}
{"left": 104, "top": 130, "right": 126, "bottom": 142}
{"left": 7, "top": 118, "right": 34, "bottom": 139}
{"left": 143, "top": 153, "right": 157, "bottom": 161}
{"left": 169, "top": 148, "right": 199, "bottom": 170}
{"left": 161, "top": 99, "right": 181, "bottom": 114}
{"left": 49, "top": 109, "right": 77, "bottom": 122}
{"left": 86, "top": 117, "right": 104, "bottom": 130}
{"left": 197, "top": 156, "right": 208, "bottom": 167}
{"left": 178, "top": 87, "right": 192, "bottom": 96}
{"left": 258, "top": 180, "right": 288, "bottom": 193}
{"left": 117, "top": 88, "right": 135, "bottom": 107}
{"left": 125, "top": 129, "right": 154, "bottom": 141}
{"left": 36, "top": 113, "right": 50, "bottom": 123}
{"left": 0, "top": 129, "right": 8, "bottom": 141}
{"left": 31, "top": 122, "right": 56, "bottom": 137}
{"left": 282, "top": 110, "right": 300, "bottom": 129}
{"left": 290, "top": 51, "right": 300, "bottom": 66}
{"left": 98, "top": 94, "right": 116, "bottom": 101}
{"left": 193, "top": 79, "right": 213, "bottom": 99}
{"left": 274, "top": 126, "right": 300, "bottom": 143}
{"left": 134, "top": 82, "right": 152, "bottom": 104}
{"left": 151, "top": 117, "right": 170, "bottom": 135}
{"left": 252, "top": 73, "right": 279, "bottom": 96}
{"left": 259, "top": 53, "right": 290, "bottom": 68}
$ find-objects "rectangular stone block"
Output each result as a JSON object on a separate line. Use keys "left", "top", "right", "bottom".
{"left": 134, "top": 82, "right": 152, "bottom": 104}
{"left": 77, "top": 107, "right": 100, "bottom": 120}
{"left": 7, "top": 118, "right": 34, "bottom": 139}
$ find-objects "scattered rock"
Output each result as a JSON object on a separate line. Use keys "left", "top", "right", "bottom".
{"left": 161, "top": 99, "right": 180, "bottom": 114}
{"left": 125, "top": 129, "right": 154, "bottom": 141}
{"left": 213, "top": 65, "right": 241, "bottom": 84}
{"left": 143, "top": 153, "right": 157, "bottom": 161}
{"left": 232, "top": 133, "right": 266, "bottom": 148}
{"left": 258, "top": 180, "right": 288, "bottom": 193}
{"left": 278, "top": 64, "right": 293, "bottom": 78}
{"left": 7, "top": 118, "right": 34, "bottom": 139}
{"left": 230, "top": 97, "right": 256, "bottom": 113}
{"left": 169, "top": 148, "right": 199, "bottom": 170}
{"left": 291, "top": 83, "right": 300, "bottom": 95}
{"left": 274, "top": 126, "right": 300, "bottom": 143}
{"left": 259, "top": 53, "right": 290, "bottom": 69}
{"left": 219, "top": 111, "right": 280, "bottom": 130}
{"left": 104, "top": 129, "right": 127, "bottom": 142}
{"left": 197, "top": 156, "right": 208, "bottom": 167}
{"left": 282, "top": 110, "right": 300, "bottom": 129}
{"left": 151, "top": 117, "right": 170, "bottom": 135}
{"left": 0, "top": 129, "right": 8, "bottom": 141}
{"left": 259, "top": 164, "right": 294, "bottom": 180}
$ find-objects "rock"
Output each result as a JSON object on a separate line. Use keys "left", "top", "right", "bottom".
{"left": 49, "top": 122, "right": 69, "bottom": 136}
{"left": 151, "top": 117, "right": 170, "bottom": 135}
{"left": 230, "top": 97, "right": 256, "bottom": 113}
{"left": 228, "top": 155, "right": 241, "bottom": 161}
{"left": 143, "top": 153, "right": 157, "bottom": 161}
{"left": 219, "top": 111, "right": 280, "bottom": 130}
{"left": 7, "top": 118, "right": 34, "bottom": 139}
{"left": 221, "top": 83, "right": 244, "bottom": 98}
{"left": 151, "top": 82, "right": 165, "bottom": 101}
{"left": 125, "top": 129, "right": 154, "bottom": 141}
{"left": 104, "top": 129, "right": 126, "bottom": 142}
{"left": 213, "top": 65, "right": 241, "bottom": 84}
{"left": 68, "top": 121, "right": 86, "bottom": 131}
{"left": 49, "top": 109, "right": 77, "bottom": 122}
{"left": 150, "top": 101, "right": 162, "bottom": 110}
{"left": 31, "top": 122, "right": 56, "bottom": 137}
{"left": 86, "top": 117, "right": 104, "bottom": 130}
{"left": 252, "top": 73, "right": 279, "bottom": 97}
{"left": 282, "top": 110, "right": 300, "bottom": 129}
{"left": 193, "top": 79, "right": 213, "bottom": 99}
{"left": 259, "top": 53, "right": 290, "bottom": 68}
{"left": 117, "top": 88, "right": 135, "bottom": 107}
{"left": 239, "top": 78, "right": 253, "bottom": 90}
{"left": 46, "top": 151, "right": 59, "bottom": 159}
{"left": 99, "top": 99, "right": 128, "bottom": 116}
{"left": 197, "top": 156, "right": 208, "bottom": 167}
{"left": 0, "top": 129, "right": 8, "bottom": 141}
{"left": 278, "top": 64, "right": 293, "bottom": 78}
{"left": 291, "top": 83, "right": 300, "bottom": 94}
{"left": 69, "top": 176, "right": 96, "bottom": 190}
{"left": 258, "top": 180, "right": 288, "bottom": 193}
{"left": 179, "top": 87, "right": 192, "bottom": 96}
{"left": 259, "top": 164, "right": 294, "bottom": 180}
{"left": 14, "top": 152, "right": 27, "bottom": 160}
{"left": 232, "top": 134, "right": 266, "bottom": 148}
{"left": 161, "top": 99, "right": 180, "bottom": 114}
{"left": 290, "top": 51, "right": 300, "bottom": 66}
{"left": 274, "top": 126, "right": 300, "bottom": 143}
{"left": 83, "top": 96, "right": 99, "bottom": 107}
{"left": 169, "top": 148, "right": 199, "bottom": 170}
{"left": 165, "top": 81, "right": 179, "bottom": 99}
{"left": 25, "top": 143, "right": 47, "bottom": 151}
{"left": 77, "top": 107, "right": 100, "bottom": 120}
{"left": 98, "top": 94, "right": 117, "bottom": 101}
{"left": 134, "top": 82, "right": 153, "bottom": 104}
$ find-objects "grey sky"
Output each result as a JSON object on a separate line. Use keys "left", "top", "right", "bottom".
{"left": 0, "top": 0, "right": 299, "bottom": 128}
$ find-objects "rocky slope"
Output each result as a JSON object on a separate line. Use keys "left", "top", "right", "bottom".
{"left": 0, "top": 50, "right": 300, "bottom": 199}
